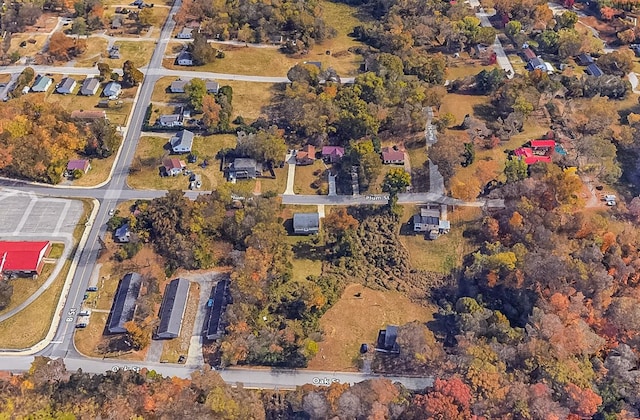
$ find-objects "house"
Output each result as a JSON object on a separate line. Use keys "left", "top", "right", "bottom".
{"left": 31, "top": 75, "right": 52, "bottom": 92}
{"left": 156, "top": 278, "right": 190, "bottom": 339}
{"left": 111, "top": 16, "right": 122, "bottom": 29}
{"left": 585, "top": 63, "right": 604, "bottom": 77}
{"left": 106, "top": 272, "right": 142, "bottom": 334}
{"left": 526, "top": 57, "right": 546, "bottom": 71}
{"left": 381, "top": 146, "right": 404, "bottom": 164}
{"left": 321, "top": 146, "right": 345, "bottom": 163}
{"left": 80, "top": 78, "right": 100, "bottom": 96}
{"left": 176, "top": 51, "right": 194, "bottom": 66}
{"left": 206, "top": 279, "right": 230, "bottom": 340}
{"left": 522, "top": 47, "right": 537, "bottom": 61}
{"left": 103, "top": 81, "right": 121, "bottom": 98}
{"left": 170, "top": 129, "right": 194, "bottom": 153}
{"left": 114, "top": 223, "right": 131, "bottom": 243}
{"left": 176, "top": 27, "right": 193, "bottom": 39}
{"left": 56, "top": 77, "right": 76, "bottom": 94}
{"left": 170, "top": 79, "right": 188, "bottom": 93}
{"left": 268, "top": 34, "right": 283, "bottom": 44}
{"left": 163, "top": 158, "right": 186, "bottom": 176}
{"left": 296, "top": 145, "right": 315, "bottom": 165}
{"left": 66, "top": 159, "right": 91, "bottom": 173}
{"left": 70, "top": 110, "right": 107, "bottom": 120}
{"left": 158, "top": 114, "right": 183, "bottom": 127}
{"left": 228, "top": 158, "right": 261, "bottom": 180}
{"left": 108, "top": 46, "right": 120, "bottom": 59}
{"left": 375, "top": 325, "right": 400, "bottom": 354}
{"left": 413, "top": 207, "right": 450, "bottom": 239}
{"left": 206, "top": 80, "right": 219, "bottom": 94}
{"left": 293, "top": 213, "right": 320, "bottom": 235}
{"left": 514, "top": 139, "right": 555, "bottom": 165}
{"left": 0, "top": 241, "right": 51, "bottom": 277}
{"left": 576, "top": 53, "right": 594, "bottom": 66}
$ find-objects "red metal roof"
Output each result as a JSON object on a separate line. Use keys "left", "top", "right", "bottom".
{"left": 381, "top": 147, "right": 404, "bottom": 162}
{"left": 0, "top": 241, "right": 51, "bottom": 273}
{"left": 530, "top": 139, "right": 556, "bottom": 148}
{"left": 321, "top": 146, "right": 345, "bottom": 157}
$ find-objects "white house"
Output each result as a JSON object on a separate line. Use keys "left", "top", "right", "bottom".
{"left": 170, "top": 130, "right": 194, "bottom": 154}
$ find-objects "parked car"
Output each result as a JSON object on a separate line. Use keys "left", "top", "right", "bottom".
{"left": 87, "top": 286, "right": 98, "bottom": 292}
{"left": 75, "top": 323, "right": 87, "bottom": 328}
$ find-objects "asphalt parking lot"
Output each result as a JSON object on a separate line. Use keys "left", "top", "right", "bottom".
{"left": 0, "top": 189, "right": 84, "bottom": 239}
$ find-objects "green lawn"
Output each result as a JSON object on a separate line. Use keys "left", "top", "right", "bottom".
{"left": 294, "top": 161, "right": 327, "bottom": 194}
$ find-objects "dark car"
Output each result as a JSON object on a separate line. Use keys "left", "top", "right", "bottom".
{"left": 87, "top": 286, "right": 98, "bottom": 292}
{"left": 359, "top": 343, "right": 369, "bottom": 354}
{"left": 177, "top": 355, "right": 186, "bottom": 364}
{"left": 76, "top": 323, "right": 87, "bottom": 328}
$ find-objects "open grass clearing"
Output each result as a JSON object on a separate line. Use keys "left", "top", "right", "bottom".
{"left": 439, "top": 93, "right": 491, "bottom": 125}
{"left": 0, "top": 263, "right": 55, "bottom": 316}
{"left": 294, "top": 160, "right": 326, "bottom": 195}
{"left": 8, "top": 34, "right": 48, "bottom": 57}
{"left": 160, "top": 282, "right": 200, "bottom": 363}
{"left": 0, "top": 260, "right": 70, "bottom": 349}
{"left": 282, "top": 231, "right": 324, "bottom": 281}
{"left": 399, "top": 206, "right": 482, "bottom": 274}
{"left": 447, "top": 60, "right": 498, "bottom": 80}
{"left": 73, "top": 38, "right": 109, "bottom": 67}
{"left": 103, "top": 41, "right": 156, "bottom": 69}
{"left": 127, "top": 134, "right": 235, "bottom": 190}
{"left": 151, "top": 76, "right": 187, "bottom": 103}
{"left": 306, "top": 283, "right": 435, "bottom": 371}
{"left": 219, "top": 80, "right": 278, "bottom": 122}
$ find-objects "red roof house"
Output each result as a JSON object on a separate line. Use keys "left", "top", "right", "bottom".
{"left": 67, "top": 159, "right": 91, "bottom": 173}
{"left": 530, "top": 139, "right": 556, "bottom": 149}
{"left": 163, "top": 158, "right": 186, "bottom": 176}
{"left": 381, "top": 146, "right": 405, "bottom": 164}
{"left": 0, "top": 241, "right": 51, "bottom": 276}
{"left": 296, "top": 145, "right": 316, "bottom": 166}
{"left": 321, "top": 146, "right": 345, "bottom": 163}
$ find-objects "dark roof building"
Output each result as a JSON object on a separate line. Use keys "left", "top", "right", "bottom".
{"left": 157, "top": 278, "right": 190, "bottom": 339}
{"left": 293, "top": 212, "right": 320, "bottom": 235}
{"left": 107, "top": 272, "right": 142, "bottom": 334}
{"left": 576, "top": 53, "right": 594, "bottom": 66}
{"left": 375, "top": 325, "right": 400, "bottom": 354}
{"left": 526, "top": 57, "right": 546, "bottom": 71}
{"left": 170, "top": 79, "right": 188, "bottom": 93}
{"left": 56, "top": 77, "right": 76, "bottom": 94}
{"left": 586, "top": 63, "right": 604, "bottom": 77}
{"left": 206, "top": 279, "right": 230, "bottom": 340}
{"left": 115, "top": 223, "right": 131, "bottom": 243}
{"left": 228, "top": 158, "right": 261, "bottom": 180}
{"left": 80, "top": 78, "right": 100, "bottom": 96}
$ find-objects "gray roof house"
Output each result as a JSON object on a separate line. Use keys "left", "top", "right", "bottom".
{"left": 293, "top": 212, "right": 320, "bottom": 235}
{"left": 586, "top": 63, "right": 604, "bottom": 77}
{"left": 31, "top": 75, "right": 53, "bottom": 92}
{"left": 206, "top": 279, "right": 230, "bottom": 340}
{"left": 228, "top": 158, "right": 261, "bottom": 180}
{"left": 156, "top": 278, "right": 190, "bottom": 339}
{"left": 176, "top": 51, "right": 194, "bottom": 66}
{"left": 80, "top": 78, "right": 100, "bottom": 96}
{"left": 56, "top": 77, "right": 76, "bottom": 94}
{"left": 170, "top": 79, "right": 188, "bottom": 93}
{"left": 103, "top": 81, "right": 122, "bottom": 98}
{"left": 526, "top": 57, "right": 546, "bottom": 71}
{"left": 206, "top": 80, "right": 219, "bottom": 93}
{"left": 375, "top": 325, "right": 400, "bottom": 354}
{"left": 115, "top": 223, "right": 131, "bottom": 243}
{"left": 177, "top": 27, "right": 193, "bottom": 39}
{"left": 413, "top": 207, "right": 450, "bottom": 239}
{"left": 158, "top": 114, "right": 183, "bottom": 127}
{"left": 107, "top": 272, "right": 142, "bottom": 334}
{"left": 170, "top": 129, "right": 194, "bottom": 153}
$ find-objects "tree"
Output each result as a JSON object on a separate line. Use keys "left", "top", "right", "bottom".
{"left": 185, "top": 78, "right": 207, "bottom": 112}
{"left": 557, "top": 29, "right": 582, "bottom": 59}
{"left": 411, "top": 377, "right": 472, "bottom": 420}
{"left": 202, "top": 94, "right": 221, "bottom": 131}
{"left": 124, "top": 321, "right": 149, "bottom": 350}
{"left": 505, "top": 20, "right": 522, "bottom": 38}
{"left": 504, "top": 156, "right": 528, "bottom": 182}
{"left": 428, "top": 133, "right": 462, "bottom": 185}
{"left": 0, "top": 281, "right": 13, "bottom": 310}
{"left": 71, "top": 17, "right": 87, "bottom": 35}
{"left": 48, "top": 32, "right": 75, "bottom": 61}
{"left": 287, "top": 63, "right": 321, "bottom": 85}
{"left": 617, "top": 28, "right": 636, "bottom": 44}
{"left": 97, "top": 62, "right": 111, "bottom": 81}
{"left": 475, "top": 68, "right": 505, "bottom": 94}
{"left": 137, "top": 7, "right": 155, "bottom": 28}
{"left": 382, "top": 168, "right": 411, "bottom": 195}
{"left": 597, "top": 50, "right": 634, "bottom": 76}
{"left": 86, "top": 119, "right": 119, "bottom": 158}
{"left": 188, "top": 32, "right": 217, "bottom": 65}
{"left": 556, "top": 11, "right": 578, "bottom": 30}
{"left": 122, "top": 60, "right": 143, "bottom": 87}
{"left": 236, "top": 126, "right": 287, "bottom": 163}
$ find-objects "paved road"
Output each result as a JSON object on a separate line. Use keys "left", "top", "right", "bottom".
{"left": 467, "top": 0, "right": 514, "bottom": 78}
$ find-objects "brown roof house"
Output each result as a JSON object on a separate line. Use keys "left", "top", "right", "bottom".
{"left": 163, "top": 158, "right": 186, "bottom": 176}
{"left": 67, "top": 159, "right": 91, "bottom": 173}
{"left": 296, "top": 145, "right": 315, "bottom": 165}
{"left": 381, "top": 146, "right": 404, "bottom": 164}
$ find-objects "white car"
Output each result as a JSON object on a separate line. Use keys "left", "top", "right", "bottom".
{"left": 108, "top": 209, "right": 115, "bottom": 216}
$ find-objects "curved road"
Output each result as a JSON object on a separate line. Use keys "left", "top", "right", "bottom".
{"left": 0, "top": 0, "right": 431, "bottom": 391}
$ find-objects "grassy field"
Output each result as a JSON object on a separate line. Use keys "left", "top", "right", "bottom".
{"left": 151, "top": 76, "right": 185, "bottom": 102}
{"left": 71, "top": 150, "right": 120, "bottom": 187}
{"left": 447, "top": 60, "right": 499, "bottom": 80}
{"left": 104, "top": 41, "right": 157, "bottom": 68}
{"left": 0, "top": 263, "right": 54, "bottom": 316}
{"left": 399, "top": 206, "right": 482, "bottom": 274}
{"left": 8, "top": 34, "right": 47, "bottom": 57}
{"left": 160, "top": 282, "right": 200, "bottom": 363}
{"left": 306, "top": 283, "right": 435, "bottom": 371}
{"left": 282, "top": 231, "right": 324, "bottom": 281}
{"left": 0, "top": 261, "right": 70, "bottom": 349}
{"left": 127, "top": 134, "right": 235, "bottom": 190}
{"left": 74, "top": 38, "right": 109, "bottom": 67}
{"left": 218, "top": 80, "right": 278, "bottom": 121}
{"left": 294, "top": 161, "right": 326, "bottom": 194}
{"left": 439, "top": 93, "right": 491, "bottom": 125}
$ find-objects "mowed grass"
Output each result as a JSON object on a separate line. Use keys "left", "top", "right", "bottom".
{"left": 0, "top": 260, "right": 70, "bottom": 349}
{"left": 104, "top": 41, "right": 157, "bottom": 69}
{"left": 160, "top": 282, "right": 200, "bottom": 363}
{"left": 220, "top": 80, "right": 279, "bottom": 121}
{"left": 294, "top": 160, "right": 326, "bottom": 194}
{"left": 73, "top": 38, "right": 109, "bottom": 67}
{"left": 306, "top": 283, "right": 435, "bottom": 371}
{"left": 439, "top": 93, "right": 491, "bottom": 125}
{"left": 127, "top": 134, "right": 236, "bottom": 190}
{"left": 399, "top": 206, "right": 482, "bottom": 274}
{"left": 0, "top": 263, "right": 54, "bottom": 316}
{"left": 8, "top": 34, "right": 48, "bottom": 57}
{"left": 71, "top": 150, "right": 120, "bottom": 187}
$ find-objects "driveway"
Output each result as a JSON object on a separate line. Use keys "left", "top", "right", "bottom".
{"left": 284, "top": 152, "right": 297, "bottom": 195}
